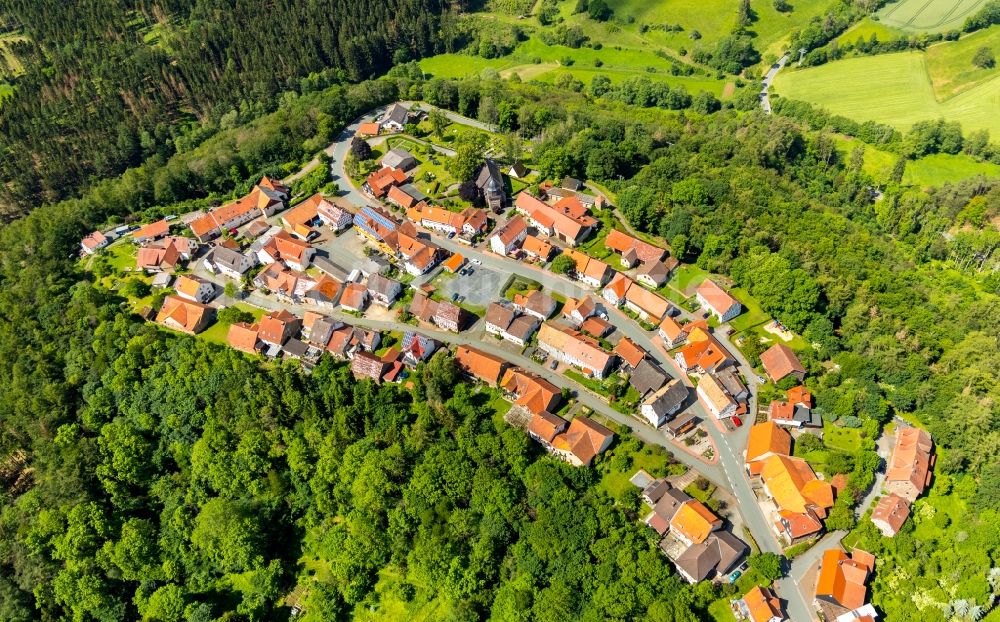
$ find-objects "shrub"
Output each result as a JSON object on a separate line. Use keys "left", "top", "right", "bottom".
{"left": 973, "top": 46, "right": 995, "bottom": 68}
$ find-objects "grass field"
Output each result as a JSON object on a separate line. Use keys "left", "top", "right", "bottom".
{"left": 200, "top": 303, "right": 264, "bottom": 345}
{"left": 834, "top": 17, "right": 907, "bottom": 46}
{"left": 926, "top": 25, "right": 1000, "bottom": 99}
{"left": 772, "top": 50, "right": 1000, "bottom": 136}
{"left": 831, "top": 133, "right": 1000, "bottom": 186}
{"left": 876, "top": 0, "right": 984, "bottom": 33}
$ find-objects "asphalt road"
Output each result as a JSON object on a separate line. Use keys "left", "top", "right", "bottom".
{"left": 760, "top": 53, "right": 789, "bottom": 114}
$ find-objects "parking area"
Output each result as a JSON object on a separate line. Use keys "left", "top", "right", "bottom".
{"left": 313, "top": 229, "right": 370, "bottom": 272}
{"left": 432, "top": 261, "right": 508, "bottom": 309}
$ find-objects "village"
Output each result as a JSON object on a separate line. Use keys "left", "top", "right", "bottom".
{"left": 80, "top": 102, "right": 937, "bottom": 622}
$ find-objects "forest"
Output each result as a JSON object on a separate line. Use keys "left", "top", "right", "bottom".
{"left": 0, "top": 0, "right": 469, "bottom": 213}
{"left": 0, "top": 51, "right": 998, "bottom": 620}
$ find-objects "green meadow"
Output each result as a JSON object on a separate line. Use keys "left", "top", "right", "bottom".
{"left": 875, "top": 0, "right": 984, "bottom": 33}
{"left": 831, "top": 134, "right": 1000, "bottom": 186}
{"left": 926, "top": 25, "right": 1000, "bottom": 99}
{"left": 772, "top": 50, "right": 1000, "bottom": 136}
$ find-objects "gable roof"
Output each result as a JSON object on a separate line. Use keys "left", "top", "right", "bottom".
{"left": 775, "top": 508, "right": 824, "bottom": 540}
{"left": 760, "top": 454, "right": 834, "bottom": 514}
{"left": 871, "top": 494, "right": 910, "bottom": 534}
{"left": 815, "top": 548, "right": 874, "bottom": 610}
{"left": 670, "top": 500, "right": 722, "bottom": 544}
{"left": 501, "top": 368, "right": 561, "bottom": 416}
{"left": 676, "top": 331, "right": 733, "bottom": 371}
{"left": 538, "top": 323, "right": 613, "bottom": 374}
{"left": 605, "top": 229, "right": 666, "bottom": 264}
{"left": 624, "top": 281, "right": 671, "bottom": 320}
{"left": 135, "top": 219, "right": 169, "bottom": 239}
{"left": 760, "top": 343, "right": 805, "bottom": 382}
{"left": 385, "top": 103, "right": 409, "bottom": 126}
{"left": 746, "top": 422, "right": 792, "bottom": 464}
{"left": 492, "top": 215, "right": 528, "bottom": 247}
{"left": 81, "top": 230, "right": 108, "bottom": 251}
{"left": 155, "top": 295, "right": 212, "bottom": 334}
{"left": 366, "top": 273, "right": 400, "bottom": 299}
{"left": 698, "top": 373, "right": 736, "bottom": 413}
{"left": 630, "top": 359, "right": 669, "bottom": 397}
{"left": 227, "top": 322, "right": 260, "bottom": 353}
{"left": 603, "top": 272, "right": 632, "bottom": 300}
{"left": 551, "top": 416, "right": 614, "bottom": 466}
{"left": 742, "top": 587, "right": 783, "bottom": 622}
{"left": 455, "top": 345, "right": 508, "bottom": 386}
{"left": 514, "top": 290, "right": 557, "bottom": 318}
{"left": 886, "top": 427, "right": 933, "bottom": 496}
{"left": 526, "top": 410, "right": 568, "bottom": 443}
{"left": 580, "top": 315, "right": 612, "bottom": 338}
{"left": 696, "top": 279, "right": 740, "bottom": 316}
{"left": 644, "top": 380, "right": 688, "bottom": 418}
{"left": 382, "top": 147, "right": 415, "bottom": 169}
{"left": 521, "top": 235, "right": 554, "bottom": 259}
{"left": 175, "top": 274, "right": 209, "bottom": 298}
{"left": 613, "top": 337, "right": 647, "bottom": 368}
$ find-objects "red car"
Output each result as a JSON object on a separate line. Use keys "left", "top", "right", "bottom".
{"left": 732, "top": 416, "right": 743, "bottom": 427}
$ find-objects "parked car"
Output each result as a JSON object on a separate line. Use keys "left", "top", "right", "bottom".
{"left": 549, "top": 360, "right": 558, "bottom": 370}
{"left": 451, "top": 293, "right": 459, "bottom": 301}
{"left": 732, "top": 416, "right": 743, "bottom": 427}
{"left": 728, "top": 570, "right": 741, "bottom": 583}
{"left": 471, "top": 259, "right": 482, "bottom": 265}
{"left": 448, "top": 231, "right": 455, "bottom": 238}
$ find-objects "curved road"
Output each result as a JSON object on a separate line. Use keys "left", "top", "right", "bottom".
{"left": 760, "top": 53, "right": 789, "bottom": 115}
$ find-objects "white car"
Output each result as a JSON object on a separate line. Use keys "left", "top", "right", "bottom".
{"left": 471, "top": 259, "right": 482, "bottom": 265}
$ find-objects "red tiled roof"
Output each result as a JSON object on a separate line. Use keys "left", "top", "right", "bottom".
{"left": 760, "top": 344, "right": 805, "bottom": 382}
{"left": 455, "top": 345, "right": 508, "bottom": 386}
{"left": 613, "top": 337, "right": 646, "bottom": 368}
{"left": 604, "top": 229, "right": 666, "bottom": 264}
{"left": 551, "top": 416, "right": 614, "bottom": 466}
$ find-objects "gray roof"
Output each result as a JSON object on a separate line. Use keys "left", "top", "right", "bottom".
{"left": 651, "top": 488, "right": 692, "bottom": 524}
{"left": 382, "top": 148, "right": 416, "bottom": 170}
{"left": 715, "top": 367, "right": 748, "bottom": 399}
{"left": 207, "top": 246, "right": 252, "bottom": 273}
{"left": 643, "top": 479, "right": 672, "bottom": 505}
{"left": 485, "top": 302, "right": 515, "bottom": 329}
{"left": 313, "top": 256, "right": 349, "bottom": 282}
{"left": 639, "top": 260, "right": 669, "bottom": 280}
{"left": 476, "top": 160, "right": 503, "bottom": 192}
{"left": 309, "top": 317, "right": 340, "bottom": 347}
{"left": 793, "top": 405, "right": 822, "bottom": 426}
{"left": 712, "top": 531, "right": 748, "bottom": 575}
{"left": 367, "top": 274, "right": 401, "bottom": 299}
{"left": 675, "top": 538, "right": 721, "bottom": 582}
{"left": 282, "top": 338, "right": 311, "bottom": 359}
{"left": 506, "top": 315, "right": 540, "bottom": 341}
{"left": 630, "top": 359, "right": 669, "bottom": 397}
{"left": 385, "top": 103, "right": 409, "bottom": 126}
{"left": 398, "top": 183, "right": 427, "bottom": 202}
{"left": 645, "top": 380, "right": 688, "bottom": 418}
{"left": 562, "top": 176, "right": 583, "bottom": 191}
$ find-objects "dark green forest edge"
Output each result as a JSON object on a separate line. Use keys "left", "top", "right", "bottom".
{"left": 0, "top": 2, "right": 998, "bottom": 622}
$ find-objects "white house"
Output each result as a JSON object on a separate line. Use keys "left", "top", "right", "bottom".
{"left": 204, "top": 246, "right": 256, "bottom": 280}
{"left": 696, "top": 373, "right": 737, "bottom": 419}
{"left": 696, "top": 279, "right": 742, "bottom": 322}
{"left": 174, "top": 275, "right": 216, "bottom": 305}
{"left": 80, "top": 231, "right": 109, "bottom": 255}
{"left": 489, "top": 215, "right": 528, "bottom": 256}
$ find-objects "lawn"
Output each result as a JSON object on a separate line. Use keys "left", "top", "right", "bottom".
{"left": 830, "top": 133, "right": 1000, "bottom": 187}
{"left": 875, "top": 0, "right": 984, "bottom": 33}
{"left": 668, "top": 264, "right": 710, "bottom": 295}
{"left": 834, "top": 17, "right": 907, "bottom": 46}
{"left": 771, "top": 51, "right": 1000, "bottom": 137}
{"left": 597, "top": 440, "right": 678, "bottom": 500}
{"left": 727, "top": 286, "right": 770, "bottom": 332}
{"left": 707, "top": 598, "right": 738, "bottom": 622}
{"left": 822, "top": 420, "right": 868, "bottom": 453}
{"left": 200, "top": 303, "right": 265, "bottom": 345}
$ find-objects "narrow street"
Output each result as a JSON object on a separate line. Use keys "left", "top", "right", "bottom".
{"left": 760, "top": 53, "right": 789, "bottom": 114}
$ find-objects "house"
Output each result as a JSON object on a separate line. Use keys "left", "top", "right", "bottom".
{"left": 401, "top": 331, "right": 440, "bottom": 365}
{"left": 885, "top": 427, "right": 934, "bottom": 502}
{"left": 696, "top": 373, "right": 737, "bottom": 419}
{"left": 787, "top": 385, "right": 813, "bottom": 407}
{"left": 745, "top": 422, "right": 792, "bottom": 471}
{"left": 737, "top": 586, "right": 785, "bottom": 622}
{"left": 364, "top": 166, "right": 409, "bottom": 198}
{"left": 672, "top": 531, "right": 747, "bottom": 584}
{"left": 489, "top": 215, "right": 528, "bottom": 255}
{"left": 381, "top": 147, "right": 417, "bottom": 171}
{"left": 562, "top": 295, "right": 599, "bottom": 326}
{"left": 357, "top": 121, "right": 381, "bottom": 137}
{"left": 485, "top": 303, "right": 541, "bottom": 346}
{"left": 769, "top": 399, "right": 821, "bottom": 428}
{"left": 316, "top": 196, "right": 355, "bottom": 231}
{"left": 407, "top": 203, "right": 488, "bottom": 236}
{"left": 581, "top": 257, "right": 612, "bottom": 289}
{"left": 352, "top": 351, "right": 389, "bottom": 383}
{"left": 871, "top": 493, "right": 911, "bottom": 537}
{"left": 512, "top": 290, "right": 557, "bottom": 321}
{"left": 204, "top": 245, "right": 255, "bottom": 279}
{"left": 409, "top": 292, "right": 438, "bottom": 324}
{"left": 636, "top": 260, "right": 673, "bottom": 288}
{"left": 758, "top": 454, "right": 835, "bottom": 516}
{"left": 174, "top": 275, "right": 215, "bottom": 304}
{"left": 339, "top": 282, "right": 369, "bottom": 313}
{"left": 397, "top": 235, "right": 442, "bottom": 276}
{"left": 484, "top": 302, "right": 516, "bottom": 336}
{"left": 526, "top": 410, "right": 569, "bottom": 444}
{"left": 258, "top": 310, "right": 302, "bottom": 347}
{"left": 602, "top": 273, "right": 632, "bottom": 306}
{"left": 254, "top": 262, "right": 317, "bottom": 301}
{"left": 774, "top": 508, "right": 824, "bottom": 545}
{"left": 443, "top": 253, "right": 466, "bottom": 274}
{"left": 189, "top": 179, "right": 286, "bottom": 242}
{"left": 716, "top": 366, "right": 750, "bottom": 405}
{"left": 387, "top": 185, "right": 419, "bottom": 209}
{"left": 613, "top": 337, "right": 647, "bottom": 369}
{"left": 814, "top": 548, "right": 875, "bottom": 618}
{"left": 245, "top": 219, "right": 272, "bottom": 239}
{"left": 455, "top": 345, "right": 509, "bottom": 386}
{"left": 280, "top": 194, "right": 326, "bottom": 231}
{"left": 642, "top": 479, "right": 672, "bottom": 507}
{"left": 561, "top": 176, "right": 583, "bottom": 191}
{"left": 640, "top": 380, "right": 688, "bottom": 427}
{"left": 508, "top": 162, "right": 528, "bottom": 178}
{"left": 227, "top": 322, "right": 261, "bottom": 354}
{"left": 500, "top": 368, "right": 561, "bottom": 417}
{"left": 537, "top": 323, "right": 614, "bottom": 379}
{"left": 760, "top": 344, "right": 806, "bottom": 383}
{"left": 353, "top": 205, "right": 400, "bottom": 252}
{"left": 80, "top": 231, "right": 109, "bottom": 255}
{"left": 475, "top": 159, "right": 506, "bottom": 212}
{"left": 432, "top": 301, "right": 463, "bottom": 332}
{"left": 604, "top": 230, "right": 666, "bottom": 267}
{"left": 380, "top": 103, "right": 410, "bottom": 132}
{"left": 645, "top": 487, "right": 693, "bottom": 535}
{"left": 150, "top": 272, "right": 173, "bottom": 289}
{"left": 550, "top": 416, "right": 614, "bottom": 466}
{"left": 303, "top": 276, "right": 342, "bottom": 309}
{"left": 670, "top": 499, "right": 723, "bottom": 546}
{"left": 136, "top": 239, "right": 182, "bottom": 272}
{"left": 256, "top": 231, "right": 316, "bottom": 271}
{"left": 514, "top": 192, "right": 596, "bottom": 246}
{"left": 134, "top": 219, "right": 170, "bottom": 243}
{"left": 659, "top": 316, "right": 707, "bottom": 349}
{"left": 675, "top": 328, "right": 734, "bottom": 373}
{"left": 155, "top": 295, "right": 215, "bottom": 334}
{"left": 696, "top": 279, "right": 742, "bottom": 322}
{"left": 580, "top": 316, "right": 612, "bottom": 338}
{"left": 666, "top": 412, "right": 698, "bottom": 437}
{"left": 623, "top": 281, "right": 671, "bottom": 321}
{"left": 366, "top": 274, "right": 402, "bottom": 306}
{"left": 521, "top": 235, "right": 555, "bottom": 262}
{"left": 306, "top": 316, "right": 341, "bottom": 349}
{"left": 629, "top": 359, "right": 669, "bottom": 398}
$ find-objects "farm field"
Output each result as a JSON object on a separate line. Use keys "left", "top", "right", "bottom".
{"left": 830, "top": 134, "right": 1000, "bottom": 185}
{"left": 771, "top": 50, "right": 1000, "bottom": 136}
{"left": 925, "top": 25, "right": 1000, "bottom": 98}
{"left": 875, "top": 0, "right": 985, "bottom": 33}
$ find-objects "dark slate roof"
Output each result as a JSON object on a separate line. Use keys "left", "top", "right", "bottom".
{"left": 282, "top": 338, "right": 311, "bottom": 359}
{"left": 643, "top": 479, "right": 672, "bottom": 504}
{"left": 207, "top": 246, "right": 251, "bottom": 273}
{"left": 651, "top": 488, "right": 692, "bottom": 524}
{"left": 561, "top": 176, "right": 583, "bottom": 191}
{"left": 630, "top": 359, "right": 669, "bottom": 397}
{"left": 646, "top": 381, "right": 688, "bottom": 418}
{"left": 476, "top": 159, "right": 503, "bottom": 192}
{"left": 386, "top": 103, "right": 409, "bottom": 126}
